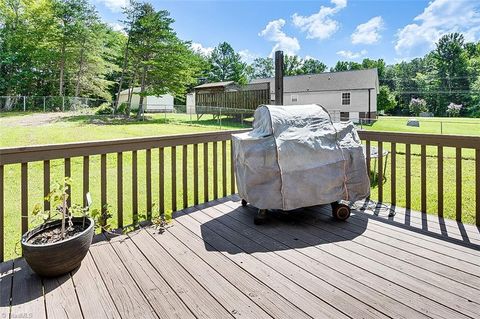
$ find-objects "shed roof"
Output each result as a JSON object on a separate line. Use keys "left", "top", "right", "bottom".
{"left": 194, "top": 81, "right": 235, "bottom": 89}
{"left": 251, "top": 68, "right": 379, "bottom": 93}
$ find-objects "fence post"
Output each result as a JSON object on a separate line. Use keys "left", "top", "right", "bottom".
{"left": 23, "top": 96, "right": 26, "bottom": 111}
{"left": 43, "top": 96, "right": 46, "bottom": 112}
{"left": 62, "top": 96, "right": 65, "bottom": 111}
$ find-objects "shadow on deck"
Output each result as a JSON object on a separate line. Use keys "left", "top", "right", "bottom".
{"left": 1, "top": 196, "right": 480, "bottom": 319}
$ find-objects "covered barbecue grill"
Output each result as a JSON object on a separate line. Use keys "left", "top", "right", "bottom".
{"left": 232, "top": 104, "right": 370, "bottom": 224}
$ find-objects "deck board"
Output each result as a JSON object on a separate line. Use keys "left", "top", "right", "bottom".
{"left": 2, "top": 196, "right": 480, "bottom": 319}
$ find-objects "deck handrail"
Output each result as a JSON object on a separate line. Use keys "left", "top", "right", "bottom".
{"left": 0, "top": 129, "right": 479, "bottom": 262}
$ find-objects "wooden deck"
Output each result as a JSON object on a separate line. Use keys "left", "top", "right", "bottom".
{"left": 1, "top": 196, "right": 480, "bottom": 319}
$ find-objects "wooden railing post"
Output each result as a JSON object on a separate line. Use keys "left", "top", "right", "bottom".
{"left": 117, "top": 152, "right": 123, "bottom": 228}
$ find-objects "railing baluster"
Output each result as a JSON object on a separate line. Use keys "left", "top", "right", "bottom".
{"left": 193, "top": 144, "right": 199, "bottom": 205}
{"left": 65, "top": 157, "right": 71, "bottom": 207}
{"left": 476, "top": 149, "right": 480, "bottom": 226}
{"left": 21, "top": 163, "right": 28, "bottom": 237}
{"left": 391, "top": 142, "right": 396, "bottom": 205}
{"left": 230, "top": 140, "right": 235, "bottom": 195}
{"left": 172, "top": 146, "right": 177, "bottom": 212}
{"left": 377, "top": 142, "right": 383, "bottom": 203}
{"left": 421, "top": 145, "right": 427, "bottom": 213}
{"left": 437, "top": 146, "right": 443, "bottom": 218}
{"left": 132, "top": 150, "right": 138, "bottom": 224}
{"left": 213, "top": 141, "right": 218, "bottom": 200}
{"left": 183, "top": 145, "right": 188, "bottom": 209}
{"left": 222, "top": 140, "right": 227, "bottom": 197}
{"left": 117, "top": 152, "right": 123, "bottom": 228}
{"left": 101, "top": 154, "right": 107, "bottom": 220}
{"left": 456, "top": 147, "right": 462, "bottom": 221}
{"left": 366, "top": 140, "right": 371, "bottom": 180}
{"left": 204, "top": 143, "right": 209, "bottom": 202}
{"left": 405, "top": 144, "right": 411, "bottom": 209}
{"left": 159, "top": 148, "right": 164, "bottom": 215}
{"left": 0, "top": 164, "right": 4, "bottom": 262}
{"left": 83, "top": 156, "right": 89, "bottom": 207}
{"left": 44, "top": 160, "right": 50, "bottom": 211}
{"left": 146, "top": 149, "right": 152, "bottom": 219}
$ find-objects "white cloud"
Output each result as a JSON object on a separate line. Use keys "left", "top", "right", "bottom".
{"left": 292, "top": 0, "right": 347, "bottom": 40}
{"left": 351, "top": 16, "right": 384, "bottom": 44}
{"left": 336, "top": 49, "right": 367, "bottom": 59}
{"left": 259, "top": 19, "right": 301, "bottom": 56}
{"left": 238, "top": 49, "right": 258, "bottom": 64}
{"left": 191, "top": 42, "right": 214, "bottom": 56}
{"left": 395, "top": 0, "right": 480, "bottom": 56}
{"left": 96, "top": 0, "right": 127, "bottom": 12}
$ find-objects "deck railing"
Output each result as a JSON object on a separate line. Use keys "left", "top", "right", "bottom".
{"left": 0, "top": 129, "right": 479, "bottom": 262}
{"left": 0, "top": 129, "right": 248, "bottom": 261}
{"left": 358, "top": 131, "right": 480, "bottom": 226}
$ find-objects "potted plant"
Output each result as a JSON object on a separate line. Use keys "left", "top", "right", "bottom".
{"left": 21, "top": 178, "right": 104, "bottom": 277}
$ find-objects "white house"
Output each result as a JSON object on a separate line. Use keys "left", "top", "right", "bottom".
{"left": 118, "top": 88, "right": 174, "bottom": 112}
{"left": 251, "top": 68, "right": 379, "bottom": 122}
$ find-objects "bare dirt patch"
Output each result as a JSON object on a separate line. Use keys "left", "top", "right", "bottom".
{"left": 0, "top": 112, "right": 80, "bottom": 127}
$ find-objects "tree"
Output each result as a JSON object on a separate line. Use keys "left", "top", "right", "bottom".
{"left": 248, "top": 57, "right": 274, "bottom": 79}
{"left": 432, "top": 33, "right": 471, "bottom": 114}
{"left": 409, "top": 98, "right": 427, "bottom": 116}
{"left": 283, "top": 54, "right": 303, "bottom": 76}
{"left": 301, "top": 58, "right": 327, "bottom": 74}
{"left": 377, "top": 85, "right": 396, "bottom": 113}
{"left": 207, "top": 42, "right": 247, "bottom": 84}
{"left": 123, "top": 2, "right": 202, "bottom": 118}
{"left": 330, "top": 61, "right": 362, "bottom": 72}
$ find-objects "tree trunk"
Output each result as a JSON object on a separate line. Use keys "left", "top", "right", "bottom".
{"left": 59, "top": 41, "right": 66, "bottom": 96}
{"left": 136, "top": 65, "right": 147, "bottom": 119}
{"left": 114, "top": 35, "right": 131, "bottom": 111}
{"left": 75, "top": 42, "right": 86, "bottom": 97}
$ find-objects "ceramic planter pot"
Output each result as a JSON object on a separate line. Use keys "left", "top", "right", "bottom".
{"left": 21, "top": 217, "right": 94, "bottom": 277}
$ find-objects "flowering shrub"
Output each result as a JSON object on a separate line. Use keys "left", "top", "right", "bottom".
{"left": 409, "top": 98, "right": 427, "bottom": 116}
{"left": 446, "top": 102, "right": 462, "bottom": 117}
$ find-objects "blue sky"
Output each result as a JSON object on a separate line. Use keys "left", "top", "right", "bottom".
{"left": 92, "top": 0, "right": 480, "bottom": 68}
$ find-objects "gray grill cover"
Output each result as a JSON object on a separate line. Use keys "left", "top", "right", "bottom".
{"left": 232, "top": 104, "right": 370, "bottom": 210}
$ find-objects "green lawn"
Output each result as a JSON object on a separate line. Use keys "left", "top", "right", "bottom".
{"left": 362, "top": 116, "right": 480, "bottom": 136}
{"left": 0, "top": 112, "right": 478, "bottom": 260}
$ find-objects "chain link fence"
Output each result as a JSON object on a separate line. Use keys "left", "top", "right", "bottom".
{"left": 0, "top": 96, "right": 107, "bottom": 112}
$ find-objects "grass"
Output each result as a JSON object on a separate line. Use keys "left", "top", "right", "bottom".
{"left": 362, "top": 116, "right": 480, "bottom": 136}
{"left": 0, "top": 112, "right": 478, "bottom": 260}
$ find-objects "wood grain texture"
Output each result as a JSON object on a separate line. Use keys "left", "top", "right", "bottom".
{"left": 456, "top": 147, "right": 462, "bottom": 221}
{"left": 44, "top": 273, "right": 83, "bottom": 319}
{"left": 159, "top": 148, "right": 164, "bottom": 214}
{"left": 0, "top": 259, "right": 12, "bottom": 317}
{"left": 421, "top": 145, "right": 426, "bottom": 213}
{"left": 203, "top": 143, "right": 209, "bottom": 202}
{"left": 117, "top": 152, "right": 123, "bottom": 228}
{"left": 101, "top": 154, "right": 107, "bottom": 215}
{"left": 132, "top": 150, "right": 138, "bottom": 224}
{"left": 222, "top": 140, "right": 227, "bottom": 197}
{"left": 390, "top": 143, "right": 396, "bottom": 205}
{"left": 182, "top": 145, "right": 188, "bottom": 209}
{"left": 405, "top": 144, "right": 411, "bottom": 209}
{"left": 10, "top": 258, "right": 45, "bottom": 319}
{"left": 171, "top": 146, "right": 177, "bottom": 212}
{"left": 477, "top": 149, "right": 480, "bottom": 226}
{"left": 193, "top": 144, "right": 199, "bottom": 205}
{"left": 0, "top": 166, "right": 3, "bottom": 261}
{"left": 21, "top": 163, "right": 28, "bottom": 236}
{"left": 83, "top": 156, "right": 89, "bottom": 208}
{"left": 437, "top": 146, "right": 443, "bottom": 218}
{"left": 72, "top": 252, "right": 120, "bottom": 319}
{"left": 377, "top": 141, "right": 383, "bottom": 203}
{"left": 89, "top": 236, "right": 158, "bottom": 319}
{"left": 213, "top": 141, "right": 218, "bottom": 200}
{"left": 146, "top": 149, "right": 152, "bottom": 219}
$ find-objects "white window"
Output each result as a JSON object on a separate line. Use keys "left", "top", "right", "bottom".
{"left": 341, "top": 92, "right": 350, "bottom": 105}
{"left": 291, "top": 94, "right": 298, "bottom": 102}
